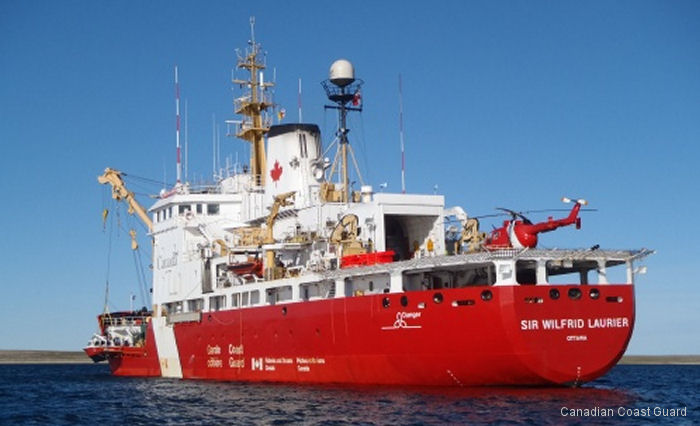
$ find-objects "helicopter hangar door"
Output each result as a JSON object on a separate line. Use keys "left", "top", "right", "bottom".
{"left": 383, "top": 214, "right": 438, "bottom": 260}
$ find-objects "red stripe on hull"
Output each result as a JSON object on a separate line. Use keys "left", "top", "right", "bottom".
{"left": 167, "top": 285, "right": 633, "bottom": 386}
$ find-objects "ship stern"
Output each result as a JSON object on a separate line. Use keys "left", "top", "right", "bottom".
{"left": 502, "top": 284, "right": 635, "bottom": 385}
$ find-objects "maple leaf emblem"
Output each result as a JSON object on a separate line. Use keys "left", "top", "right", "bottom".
{"left": 270, "top": 160, "right": 283, "bottom": 182}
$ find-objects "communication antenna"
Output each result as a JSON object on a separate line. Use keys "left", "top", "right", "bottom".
{"left": 212, "top": 114, "right": 216, "bottom": 179}
{"left": 175, "top": 66, "right": 182, "bottom": 184}
{"left": 184, "top": 99, "right": 189, "bottom": 183}
{"left": 217, "top": 124, "right": 222, "bottom": 176}
{"left": 298, "top": 78, "right": 303, "bottom": 122}
{"left": 399, "top": 74, "right": 406, "bottom": 194}
{"left": 322, "top": 59, "right": 365, "bottom": 203}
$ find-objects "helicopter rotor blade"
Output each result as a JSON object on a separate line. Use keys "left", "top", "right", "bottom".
{"left": 495, "top": 207, "right": 517, "bottom": 216}
{"left": 520, "top": 208, "right": 598, "bottom": 214}
{"left": 471, "top": 198, "right": 598, "bottom": 222}
{"left": 495, "top": 207, "right": 531, "bottom": 224}
{"left": 472, "top": 212, "right": 507, "bottom": 220}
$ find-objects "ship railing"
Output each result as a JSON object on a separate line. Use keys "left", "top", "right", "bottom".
{"left": 99, "top": 314, "right": 149, "bottom": 329}
{"left": 238, "top": 173, "right": 264, "bottom": 190}
{"left": 167, "top": 311, "right": 201, "bottom": 325}
{"left": 188, "top": 183, "right": 221, "bottom": 193}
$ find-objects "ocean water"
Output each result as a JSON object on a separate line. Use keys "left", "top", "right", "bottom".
{"left": 0, "top": 364, "right": 697, "bottom": 425}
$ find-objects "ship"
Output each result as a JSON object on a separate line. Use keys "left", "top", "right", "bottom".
{"left": 84, "top": 21, "right": 652, "bottom": 386}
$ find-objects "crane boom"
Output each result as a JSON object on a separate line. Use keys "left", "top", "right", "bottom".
{"left": 263, "top": 191, "right": 295, "bottom": 279}
{"left": 98, "top": 168, "right": 153, "bottom": 233}
{"left": 265, "top": 191, "right": 296, "bottom": 244}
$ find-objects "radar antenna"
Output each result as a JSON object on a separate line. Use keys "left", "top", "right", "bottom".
{"left": 322, "top": 59, "right": 364, "bottom": 203}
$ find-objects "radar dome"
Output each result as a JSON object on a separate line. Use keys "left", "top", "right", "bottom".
{"left": 329, "top": 59, "right": 355, "bottom": 87}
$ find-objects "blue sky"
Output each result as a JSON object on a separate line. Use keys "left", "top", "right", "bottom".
{"left": 1, "top": 1, "right": 698, "bottom": 354}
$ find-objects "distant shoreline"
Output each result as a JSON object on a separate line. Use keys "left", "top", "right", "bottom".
{"left": 0, "top": 350, "right": 93, "bottom": 364}
{"left": 0, "top": 350, "right": 699, "bottom": 365}
{"left": 617, "top": 355, "right": 700, "bottom": 365}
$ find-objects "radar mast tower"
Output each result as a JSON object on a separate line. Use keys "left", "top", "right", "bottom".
{"left": 322, "top": 59, "right": 364, "bottom": 203}
{"left": 232, "top": 17, "right": 274, "bottom": 187}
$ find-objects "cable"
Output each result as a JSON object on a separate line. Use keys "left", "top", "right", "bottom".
{"left": 122, "top": 172, "right": 172, "bottom": 188}
{"left": 103, "top": 203, "right": 114, "bottom": 314}
{"left": 355, "top": 112, "right": 370, "bottom": 183}
{"left": 132, "top": 249, "right": 149, "bottom": 309}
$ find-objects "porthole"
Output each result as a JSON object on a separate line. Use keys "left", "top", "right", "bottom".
{"left": 481, "top": 290, "right": 493, "bottom": 301}
{"left": 589, "top": 288, "right": 600, "bottom": 300}
{"left": 549, "top": 289, "right": 560, "bottom": 300}
{"left": 400, "top": 295, "right": 408, "bottom": 307}
{"left": 568, "top": 288, "right": 582, "bottom": 300}
{"left": 433, "top": 292, "right": 443, "bottom": 304}
{"left": 382, "top": 297, "right": 390, "bottom": 308}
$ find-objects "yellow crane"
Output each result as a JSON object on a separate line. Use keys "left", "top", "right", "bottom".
{"left": 330, "top": 214, "right": 366, "bottom": 256}
{"left": 98, "top": 168, "right": 153, "bottom": 249}
{"left": 264, "top": 191, "right": 295, "bottom": 279}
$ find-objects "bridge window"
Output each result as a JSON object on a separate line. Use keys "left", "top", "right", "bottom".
{"left": 207, "top": 204, "right": 219, "bottom": 215}
{"left": 187, "top": 298, "right": 203, "bottom": 312}
{"left": 210, "top": 295, "right": 226, "bottom": 311}
{"left": 546, "top": 259, "right": 603, "bottom": 285}
{"left": 250, "top": 290, "right": 260, "bottom": 305}
{"left": 451, "top": 264, "right": 495, "bottom": 287}
{"left": 516, "top": 260, "right": 538, "bottom": 285}
{"left": 301, "top": 281, "right": 333, "bottom": 300}
{"left": 232, "top": 290, "right": 267, "bottom": 308}
{"left": 299, "top": 134, "right": 308, "bottom": 158}
{"left": 164, "top": 301, "right": 182, "bottom": 314}
{"left": 267, "top": 286, "right": 293, "bottom": 305}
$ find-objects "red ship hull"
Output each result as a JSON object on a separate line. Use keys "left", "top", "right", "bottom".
{"left": 83, "top": 346, "right": 106, "bottom": 363}
{"left": 105, "top": 320, "right": 162, "bottom": 377}
{"left": 107, "top": 284, "right": 634, "bottom": 386}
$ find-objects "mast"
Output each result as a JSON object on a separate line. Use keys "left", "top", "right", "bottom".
{"left": 322, "top": 59, "right": 364, "bottom": 203}
{"left": 184, "top": 98, "right": 188, "bottom": 183}
{"left": 298, "top": 78, "right": 303, "bottom": 122}
{"left": 212, "top": 114, "right": 216, "bottom": 178}
{"left": 232, "top": 17, "right": 274, "bottom": 187}
{"left": 340, "top": 99, "right": 349, "bottom": 202}
{"left": 175, "top": 66, "right": 181, "bottom": 184}
{"left": 399, "top": 74, "right": 406, "bottom": 194}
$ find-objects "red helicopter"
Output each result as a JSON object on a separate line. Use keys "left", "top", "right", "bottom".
{"left": 484, "top": 197, "right": 588, "bottom": 250}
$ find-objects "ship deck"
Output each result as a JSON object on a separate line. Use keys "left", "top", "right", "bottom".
{"left": 319, "top": 248, "right": 653, "bottom": 280}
